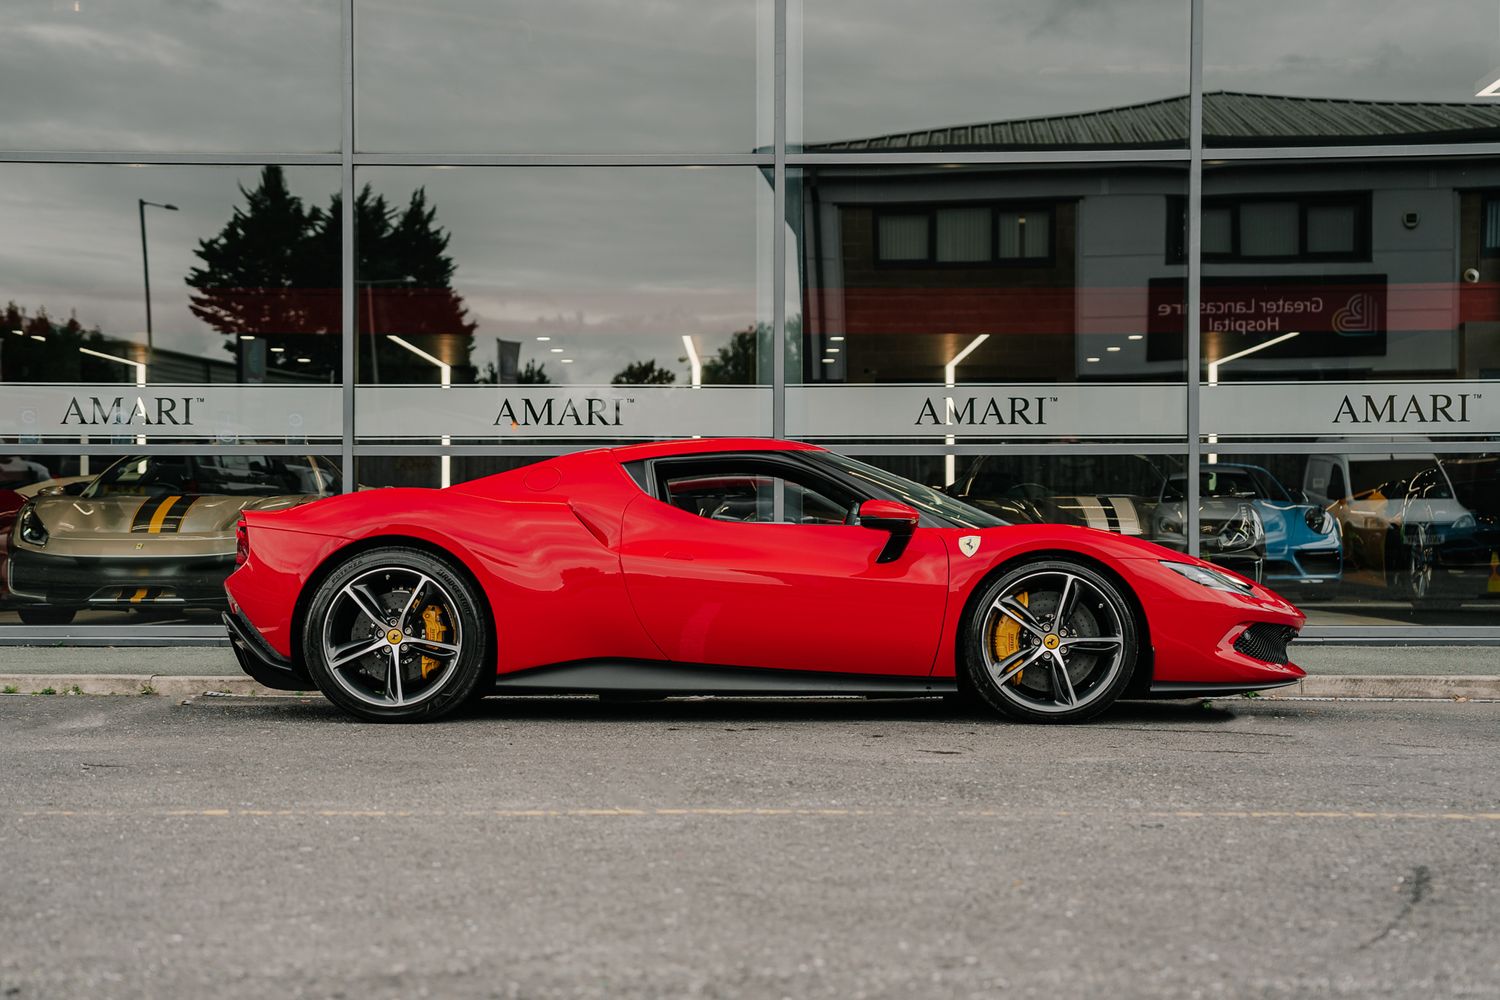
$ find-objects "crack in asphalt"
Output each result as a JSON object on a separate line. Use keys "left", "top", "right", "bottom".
{"left": 1360, "top": 865, "right": 1433, "bottom": 950}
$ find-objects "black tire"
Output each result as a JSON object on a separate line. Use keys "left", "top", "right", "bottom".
{"left": 962, "top": 559, "right": 1138, "bottom": 724}
{"left": 17, "top": 607, "right": 76, "bottom": 626}
{"left": 301, "top": 546, "right": 490, "bottom": 722}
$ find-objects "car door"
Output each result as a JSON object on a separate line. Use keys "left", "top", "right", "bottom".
{"left": 618, "top": 454, "right": 950, "bottom": 675}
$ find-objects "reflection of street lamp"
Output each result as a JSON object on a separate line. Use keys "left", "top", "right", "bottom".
{"left": 138, "top": 199, "right": 178, "bottom": 367}
{"left": 943, "top": 334, "right": 990, "bottom": 485}
{"left": 388, "top": 334, "right": 452, "bottom": 489}
{"left": 1205, "top": 330, "right": 1299, "bottom": 463}
{"left": 80, "top": 346, "right": 148, "bottom": 446}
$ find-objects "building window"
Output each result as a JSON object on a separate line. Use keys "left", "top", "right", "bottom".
{"left": 1482, "top": 196, "right": 1500, "bottom": 256}
{"left": 875, "top": 204, "right": 1053, "bottom": 265}
{"left": 876, "top": 213, "right": 930, "bottom": 261}
{"left": 1168, "top": 194, "right": 1370, "bottom": 263}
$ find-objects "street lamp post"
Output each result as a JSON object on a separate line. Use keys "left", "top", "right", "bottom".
{"left": 137, "top": 198, "right": 178, "bottom": 369}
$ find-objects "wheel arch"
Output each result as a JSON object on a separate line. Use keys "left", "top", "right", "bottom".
{"left": 953, "top": 548, "right": 1154, "bottom": 697}
{"left": 289, "top": 533, "right": 497, "bottom": 675}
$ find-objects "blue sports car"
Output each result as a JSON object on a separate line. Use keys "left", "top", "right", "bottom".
{"left": 1159, "top": 464, "right": 1342, "bottom": 591}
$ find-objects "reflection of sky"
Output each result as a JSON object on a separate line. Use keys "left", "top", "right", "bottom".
{"left": 1204, "top": 0, "right": 1492, "bottom": 100}
{"left": 0, "top": 165, "right": 766, "bottom": 385}
{"left": 356, "top": 0, "right": 767, "bottom": 152}
{"left": 0, "top": 0, "right": 340, "bottom": 151}
{"left": 794, "top": 0, "right": 1190, "bottom": 142}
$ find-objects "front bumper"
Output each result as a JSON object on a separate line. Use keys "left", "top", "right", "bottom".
{"left": 223, "top": 608, "right": 315, "bottom": 691}
{"left": 6, "top": 548, "right": 234, "bottom": 609}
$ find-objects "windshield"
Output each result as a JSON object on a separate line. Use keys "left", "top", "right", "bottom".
{"left": 1348, "top": 459, "right": 1452, "bottom": 500}
{"left": 806, "top": 452, "right": 1004, "bottom": 529}
{"left": 84, "top": 455, "right": 342, "bottom": 499}
{"left": 1162, "top": 468, "right": 1267, "bottom": 502}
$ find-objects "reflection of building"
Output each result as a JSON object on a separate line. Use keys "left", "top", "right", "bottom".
{"left": 800, "top": 93, "right": 1500, "bottom": 386}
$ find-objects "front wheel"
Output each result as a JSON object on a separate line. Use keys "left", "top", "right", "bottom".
{"left": 302, "top": 547, "right": 489, "bottom": 722}
{"left": 962, "top": 560, "right": 1138, "bottom": 724}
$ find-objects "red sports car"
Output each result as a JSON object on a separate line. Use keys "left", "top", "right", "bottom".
{"left": 224, "top": 438, "right": 1306, "bottom": 723}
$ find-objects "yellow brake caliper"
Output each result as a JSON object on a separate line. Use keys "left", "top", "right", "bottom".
{"left": 419, "top": 604, "right": 447, "bottom": 679}
{"left": 992, "top": 592, "right": 1028, "bottom": 685}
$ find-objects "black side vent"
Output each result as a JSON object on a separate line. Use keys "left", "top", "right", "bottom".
{"left": 1233, "top": 623, "right": 1298, "bottom": 664}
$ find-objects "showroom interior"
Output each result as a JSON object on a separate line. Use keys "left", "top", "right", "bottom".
{"left": 2, "top": 0, "right": 1498, "bottom": 641}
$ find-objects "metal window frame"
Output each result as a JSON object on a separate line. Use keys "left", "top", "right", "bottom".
{"left": 2, "top": 0, "right": 1498, "bottom": 643}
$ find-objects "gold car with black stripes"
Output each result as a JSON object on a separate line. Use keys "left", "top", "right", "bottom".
{"left": 5, "top": 455, "right": 340, "bottom": 626}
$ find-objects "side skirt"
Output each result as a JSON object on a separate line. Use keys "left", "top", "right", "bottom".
{"left": 492, "top": 660, "right": 957, "bottom": 697}
{"left": 1146, "top": 679, "right": 1300, "bottom": 699}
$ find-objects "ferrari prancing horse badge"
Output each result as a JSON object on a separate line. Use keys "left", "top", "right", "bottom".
{"left": 958, "top": 535, "right": 980, "bottom": 557}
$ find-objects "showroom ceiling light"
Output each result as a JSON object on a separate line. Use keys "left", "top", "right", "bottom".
{"left": 550, "top": 347, "right": 564, "bottom": 353}
{"left": 537, "top": 336, "right": 550, "bottom": 341}
{"left": 239, "top": 334, "right": 255, "bottom": 341}
{"left": 80, "top": 346, "right": 147, "bottom": 388}
{"left": 821, "top": 357, "right": 836, "bottom": 364}
{"left": 270, "top": 346, "right": 285, "bottom": 353}
{"left": 560, "top": 358, "right": 574, "bottom": 364}
{"left": 1086, "top": 356, "right": 1101, "bottom": 363}
{"left": 1477, "top": 69, "right": 1500, "bottom": 97}
{"left": 829, "top": 335, "right": 845, "bottom": 342}
{"left": 1107, "top": 346, "right": 1121, "bottom": 352}
{"left": 1128, "top": 334, "right": 1143, "bottom": 341}
{"left": 682, "top": 334, "right": 702, "bottom": 387}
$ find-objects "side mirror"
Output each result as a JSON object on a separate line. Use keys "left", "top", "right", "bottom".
{"left": 858, "top": 499, "right": 919, "bottom": 563}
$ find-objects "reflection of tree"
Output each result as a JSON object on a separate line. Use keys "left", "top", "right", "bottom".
{"left": 612, "top": 359, "right": 677, "bottom": 385}
{"left": 0, "top": 302, "right": 115, "bottom": 382}
{"left": 185, "top": 166, "right": 477, "bottom": 383}
{"left": 518, "top": 359, "right": 552, "bottom": 384}
{"left": 701, "top": 325, "right": 759, "bottom": 384}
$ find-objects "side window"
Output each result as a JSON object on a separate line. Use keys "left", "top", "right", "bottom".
{"left": 656, "top": 460, "right": 856, "bottom": 525}
{"left": 1326, "top": 463, "right": 1346, "bottom": 503}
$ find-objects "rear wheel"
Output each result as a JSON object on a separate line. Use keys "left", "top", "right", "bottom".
{"left": 302, "top": 547, "right": 489, "bottom": 722}
{"left": 963, "top": 560, "right": 1138, "bottom": 724}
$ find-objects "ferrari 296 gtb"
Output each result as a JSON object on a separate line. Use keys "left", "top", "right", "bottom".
{"left": 223, "top": 439, "right": 1306, "bottom": 723}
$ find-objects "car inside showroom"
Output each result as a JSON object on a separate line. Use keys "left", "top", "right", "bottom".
{"left": 2, "top": 0, "right": 1498, "bottom": 642}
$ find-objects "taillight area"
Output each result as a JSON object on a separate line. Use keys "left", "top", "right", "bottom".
{"left": 234, "top": 517, "right": 249, "bottom": 567}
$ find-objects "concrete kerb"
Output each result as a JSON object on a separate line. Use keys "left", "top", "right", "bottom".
{"left": 2, "top": 673, "right": 1499, "bottom": 702}
{"left": 0, "top": 674, "right": 299, "bottom": 698}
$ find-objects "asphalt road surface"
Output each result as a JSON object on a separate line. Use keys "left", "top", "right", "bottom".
{"left": 1, "top": 694, "right": 1497, "bottom": 1000}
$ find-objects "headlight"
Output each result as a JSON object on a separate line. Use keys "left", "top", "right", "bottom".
{"left": 1158, "top": 518, "right": 1183, "bottom": 535}
{"left": 1161, "top": 560, "right": 1255, "bottom": 595}
{"left": 1452, "top": 513, "right": 1476, "bottom": 532}
{"left": 17, "top": 505, "right": 48, "bottom": 547}
{"left": 1304, "top": 507, "right": 1333, "bottom": 534}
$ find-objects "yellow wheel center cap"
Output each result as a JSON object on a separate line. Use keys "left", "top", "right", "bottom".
{"left": 1043, "top": 633, "right": 1061, "bottom": 650}
{"left": 386, "top": 629, "right": 403, "bottom": 645}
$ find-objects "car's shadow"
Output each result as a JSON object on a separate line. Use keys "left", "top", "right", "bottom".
{"left": 193, "top": 693, "right": 1242, "bottom": 727}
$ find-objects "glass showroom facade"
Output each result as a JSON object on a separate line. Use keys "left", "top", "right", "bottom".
{"left": 2, "top": 0, "right": 1499, "bottom": 641}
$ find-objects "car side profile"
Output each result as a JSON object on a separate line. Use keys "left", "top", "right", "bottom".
{"left": 224, "top": 439, "right": 1306, "bottom": 724}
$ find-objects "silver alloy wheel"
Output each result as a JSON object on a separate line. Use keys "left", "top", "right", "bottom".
{"left": 979, "top": 567, "right": 1129, "bottom": 716}
{"left": 318, "top": 566, "right": 464, "bottom": 710}
{"left": 1406, "top": 526, "right": 1433, "bottom": 603}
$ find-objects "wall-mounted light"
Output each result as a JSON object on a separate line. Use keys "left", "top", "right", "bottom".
{"left": 389, "top": 334, "right": 453, "bottom": 488}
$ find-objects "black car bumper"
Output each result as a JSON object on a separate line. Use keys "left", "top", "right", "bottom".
{"left": 6, "top": 548, "right": 234, "bottom": 609}
{"left": 223, "top": 608, "right": 315, "bottom": 692}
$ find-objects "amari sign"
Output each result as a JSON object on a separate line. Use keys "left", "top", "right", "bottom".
{"left": 356, "top": 385, "right": 772, "bottom": 439}
{"left": 787, "top": 384, "right": 1187, "bottom": 439}
{"left": 1202, "top": 381, "right": 1494, "bottom": 437}
{"left": 0, "top": 384, "right": 342, "bottom": 441}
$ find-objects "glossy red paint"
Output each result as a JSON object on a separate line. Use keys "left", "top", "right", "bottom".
{"left": 224, "top": 439, "right": 1306, "bottom": 690}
